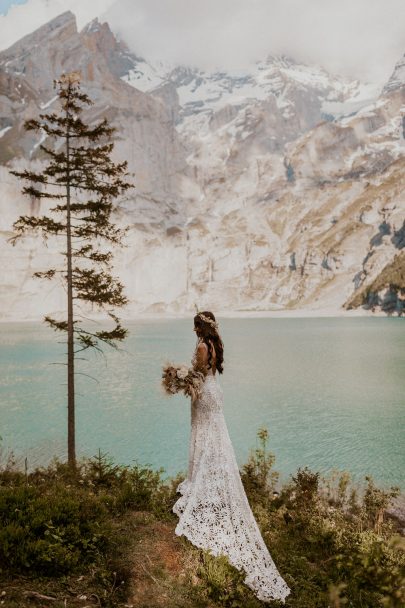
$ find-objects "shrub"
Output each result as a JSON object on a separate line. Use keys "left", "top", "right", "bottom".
{"left": 0, "top": 436, "right": 403, "bottom": 607}
{"left": 0, "top": 480, "right": 110, "bottom": 575}
{"left": 240, "top": 427, "right": 279, "bottom": 509}
{"left": 197, "top": 550, "right": 262, "bottom": 607}
{"left": 361, "top": 475, "right": 400, "bottom": 534}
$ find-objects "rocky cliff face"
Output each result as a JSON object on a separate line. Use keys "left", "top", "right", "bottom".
{"left": 0, "top": 12, "right": 404, "bottom": 318}
{"left": 0, "top": 12, "right": 188, "bottom": 318}
{"left": 0, "top": 11, "right": 186, "bottom": 200}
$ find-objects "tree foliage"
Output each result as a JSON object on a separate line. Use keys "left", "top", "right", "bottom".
{"left": 10, "top": 72, "right": 132, "bottom": 349}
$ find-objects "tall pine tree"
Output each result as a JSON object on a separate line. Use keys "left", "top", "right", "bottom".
{"left": 10, "top": 72, "right": 133, "bottom": 468}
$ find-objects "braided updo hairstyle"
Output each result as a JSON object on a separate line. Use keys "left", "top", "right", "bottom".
{"left": 193, "top": 311, "right": 224, "bottom": 374}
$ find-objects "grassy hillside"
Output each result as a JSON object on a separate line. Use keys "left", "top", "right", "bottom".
{"left": 346, "top": 250, "right": 405, "bottom": 314}
{"left": 0, "top": 431, "right": 404, "bottom": 607}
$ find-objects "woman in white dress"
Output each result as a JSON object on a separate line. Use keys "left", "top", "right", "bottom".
{"left": 172, "top": 311, "right": 291, "bottom": 604}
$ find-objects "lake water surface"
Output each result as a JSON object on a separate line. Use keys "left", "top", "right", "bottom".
{"left": 0, "top": 318, "right": 404, "bottom": 490}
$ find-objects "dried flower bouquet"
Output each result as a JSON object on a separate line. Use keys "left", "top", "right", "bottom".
{"left": 162, "top": 363, "right": 205, "bottom": 401}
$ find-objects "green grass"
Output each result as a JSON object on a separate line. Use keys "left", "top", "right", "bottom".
{"left": 0, "top": 432, "right": 404, "bottom": 607}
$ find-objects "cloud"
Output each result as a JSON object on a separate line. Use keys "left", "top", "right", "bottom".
{"left": 1, "top": 0, "right": 404, "bottom": 85}
{"left": 105, "top": 0, "right": 405, "bottom": 84}
{"left": 0, "top": 0, "right": 115, "bottom": 49}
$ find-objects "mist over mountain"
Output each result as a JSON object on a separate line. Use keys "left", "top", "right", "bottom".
{"left": 0, "top": 11, "right": 404, "bottom": 318}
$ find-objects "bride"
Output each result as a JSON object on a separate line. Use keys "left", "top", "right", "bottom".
{"left": 172, "top": 311, "right": 291, "bottom": 603}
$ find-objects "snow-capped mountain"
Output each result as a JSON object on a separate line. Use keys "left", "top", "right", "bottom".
{"left": 123, "top": 54, "right": 381, "bottom": 121}
{"left": 0, "top": 11, "right": 403, "bottom": 318}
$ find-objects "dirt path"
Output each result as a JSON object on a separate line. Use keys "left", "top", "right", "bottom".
{"left": 127, "top": 512, "right": 202, "bottom": 608}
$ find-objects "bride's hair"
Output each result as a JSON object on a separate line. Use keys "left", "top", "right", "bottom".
{"left": 193, "top": 311, "right": 224, "bottom": 374}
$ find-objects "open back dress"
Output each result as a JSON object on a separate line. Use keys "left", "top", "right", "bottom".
{"left": 172, "top": 341, "right": 291, "bottom": 603}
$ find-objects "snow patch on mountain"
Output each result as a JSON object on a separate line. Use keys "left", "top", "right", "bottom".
{"left": 121, "top": 58, "right": 167, "bottom": 92}
{"left": 0, "top": 126, "right": 12, "bottom": 138}
{"left": 121, "top": 53, "right": 382, "bottom": 124}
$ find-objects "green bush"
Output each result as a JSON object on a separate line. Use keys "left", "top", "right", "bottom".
{"left": 0, "top": 481, "right": 110, "bottom": 574}
{"left": 0, "top": 433, "right": 404, "bottom": 607}
{"left": 238, "top": 430, "right": 405, "bottom": 607}
{"left": 197, "top": 550, "right": 263, "bottom": 608}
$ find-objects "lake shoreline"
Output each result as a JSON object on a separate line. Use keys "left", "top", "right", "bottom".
{"left": 0, "top": 307, "right": 394, "bottom": 323}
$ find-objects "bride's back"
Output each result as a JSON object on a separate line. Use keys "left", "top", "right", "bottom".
{"left": 195, "top": 339, "right": 217, "bottom": 375}
{"left": 207, "top": 339, "right": 217, "bottom": 375}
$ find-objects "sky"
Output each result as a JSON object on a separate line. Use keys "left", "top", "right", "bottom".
{"left": 0, "top": 0, "right": 404, "bottom": 86}
{"left": 0, "top": 0, "right": 24, "bottom": 12}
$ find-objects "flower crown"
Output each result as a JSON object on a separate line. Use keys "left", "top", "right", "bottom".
{"left": 196, "top": 311, "right": 219, "bottom": 331}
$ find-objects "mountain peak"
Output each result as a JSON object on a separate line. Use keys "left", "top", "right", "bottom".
{"left": 81, "top": 16, "right": 116, "bottom": 42}
{"left": 0, "top": 10, "right": 80, "bottom": 100}
{"left": 80, "top": 17, "right": 134, "bottom": 78}
{"left": 82, "top": 17, "right": 102, "bottom": 35}
{"left": 41, "top": 10, "right": 76, "bottom": 28}
{"left": 1, "top": 11, "right": 77, "bottom": 55}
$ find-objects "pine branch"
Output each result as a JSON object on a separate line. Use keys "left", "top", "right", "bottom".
{"left": 72, "top": 267, "right": 128, "bottom": 307}
{"left": 10, "top": 216, "right": 66, "bottom": 244}
{"left": 9, "top": 169, "right": 48, "bottom": 183}
{"left": 74, "top": 323, "right": 128, "bottom": 350}
{"left": 44, "top": 316, "right": 69, "bottom": 332}
{"left": 21, "top": 186, "right": 64, "bottom": 199}
{"left": 33, "top": 269, "right": 57, "bottom": 280}
{"left": 72, "top": 223, "right": 128, "bottom": 245}
{"left": 72, "top": 244, "right": 113, "bottom": 264}
{"left": 94, "top": 324, "right": 128, "bottom": 345}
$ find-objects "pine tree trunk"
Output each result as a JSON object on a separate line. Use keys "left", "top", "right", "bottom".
{"left": 66, "top": 90, "right": 75, "bottom": 468}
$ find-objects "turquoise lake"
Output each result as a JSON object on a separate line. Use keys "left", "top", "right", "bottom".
{"left": 0, "top": 318, "right": 404, "bottom": 491}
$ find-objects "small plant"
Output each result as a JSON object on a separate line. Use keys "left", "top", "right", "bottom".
{"left": 291, "top": 466, "right": 320, "bottom": 508}
{"left": 240, "top": 426, "right": 279, "bottom": 508}
{"left": 86, "top": 449, "right": 123, "bottom": 487}
{"left": 361, "top": 475, "right": 400, "bottom": 534}
{"left": 0, "top": 435, "right": 18, "bottom": 475}
{"left": 197, "top": 550, "right": 262, "bottom": 607}
{"left": 320, "top": 468, "right": 352, "bottom": 508}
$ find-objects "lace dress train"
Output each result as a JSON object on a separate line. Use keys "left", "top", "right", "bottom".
{"left": 172, "top": 373, "right": 291, "bottom": 604}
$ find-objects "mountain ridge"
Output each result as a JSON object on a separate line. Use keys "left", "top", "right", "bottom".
{"left": 0, "top": 12, "right": 403, "bottom": 318}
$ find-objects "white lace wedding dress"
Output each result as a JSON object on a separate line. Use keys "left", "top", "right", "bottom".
{"left": 172, "top": 347, "right": 291, "bottom": 603}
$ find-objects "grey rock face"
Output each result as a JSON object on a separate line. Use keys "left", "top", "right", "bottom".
{"left": 0, "top": 12, "right": 404, "bottom": 318}
{"left": 383, "top": 54, "right": 405, "bottom": 94}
